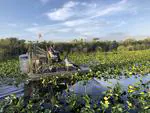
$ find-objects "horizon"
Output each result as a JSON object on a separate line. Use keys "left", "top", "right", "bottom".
{"left": 0, "top": 0, "right": 150, "bottom": 41}
{"left": 1, "top": 36, "right": 150, "bottom": 43}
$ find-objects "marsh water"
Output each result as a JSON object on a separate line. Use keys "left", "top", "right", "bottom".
{"left": 0, "top": 74, "right": 149, "bottom": 99}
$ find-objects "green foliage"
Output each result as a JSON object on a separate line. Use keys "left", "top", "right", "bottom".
{"left": 117, "top": 45, "right": 128, "bottom": 51}
{"left": 0, "top": 38, "right": 27, "bottom": 60}
{"left": 0, "top": 81, "right": 149, "bottom": 113}
{"left": 0, "top": 50, "right": 150, "bottom": 112}
{"left": 0, "top": 37, "right": 150, "bottom": 61}
{"left": 0, "top": 59, "right": 26, "bottom": 85}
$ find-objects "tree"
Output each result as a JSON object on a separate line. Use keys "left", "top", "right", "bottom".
{"left": 117, "top": 46, "right": 128, "bottom": 52}
{"left": 123, "top": 38, "right": 136, "bottom": 46}
{"left": 127, "top": 45, "right": 134, "bottom": 51}
{"left": 109, "top": 40, "right": 118, "bottom": 51}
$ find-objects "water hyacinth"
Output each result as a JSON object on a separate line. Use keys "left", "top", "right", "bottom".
{"left": 0, "top": 50, "right": 150, "bottom": 112}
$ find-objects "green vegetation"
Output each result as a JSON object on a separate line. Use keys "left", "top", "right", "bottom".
{"left": 0, "top": 83, "right": 149, "bottom": 113}
{"left": 1, "top": 37, "right": 150, "bottom": 61}
{"left": 0, "top": 59, "right": 26, "bottom": 85}
{"left": 0, "top": 38, "right": 27, "bottom": 60}
{"left": 0, "top": 50, "right": 150, "bottom": 112}
{"left": 70, "top": 50, "right": 150, "bottom": 79}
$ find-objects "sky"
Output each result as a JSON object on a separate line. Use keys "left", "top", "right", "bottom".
{"left": 0, "top": 0, "right": 150, "bottom": 42}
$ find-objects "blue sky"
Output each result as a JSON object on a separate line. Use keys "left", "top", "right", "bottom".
{"left": 0, "top": 0, "right": 150, "bottom": 41}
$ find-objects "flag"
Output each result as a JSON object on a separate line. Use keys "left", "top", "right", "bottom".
{"left": 38, "top": 33, "right": 42, "bottom": 39}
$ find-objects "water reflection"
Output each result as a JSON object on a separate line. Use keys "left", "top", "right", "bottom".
{"left": 70, "top": 74, "right": 150, "bottom": 95}
{"left": 0, "top": 74, "right": 149, "bottom": 99}
{"left": 0, "top": 84, "right": 24, "bottom": 99}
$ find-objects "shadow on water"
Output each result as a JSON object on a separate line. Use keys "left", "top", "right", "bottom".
{"left": 69, "top": 74, "right": 150, "bottom": 96}
{"left": 0, "top": 83, "right": 24, "bottom": 99}
{"left": 0, "top": 74, "right": 149, "bottom": 99}
{"left": 98, "top": 74, "right": 150, "bottom": 89}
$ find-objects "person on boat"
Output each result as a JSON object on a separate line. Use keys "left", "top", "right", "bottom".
{"left": 48, "top": 46, "right": 61, "bottom": 62}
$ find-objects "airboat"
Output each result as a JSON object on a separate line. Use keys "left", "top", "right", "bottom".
{"left": 19, "top": 42, "right": 90, "bottom": 81}
{"left": 19, "top": 42, "right": 90, "bottom": 99}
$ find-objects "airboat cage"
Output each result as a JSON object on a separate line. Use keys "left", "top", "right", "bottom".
{"left": 19, "top": 42, "right": 90, "bottom": 75}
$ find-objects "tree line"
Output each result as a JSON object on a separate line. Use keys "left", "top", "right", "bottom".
{"left": 0, "top": 37, "right": 150, "bottom": 60}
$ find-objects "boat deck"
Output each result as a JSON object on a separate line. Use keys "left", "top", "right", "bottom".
{"left": 27, "top": 66, "right": 90, "bottom": 81}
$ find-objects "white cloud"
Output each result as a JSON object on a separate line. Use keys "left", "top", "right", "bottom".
{"left": 105, "top": 32, "right": 129, "bottom": 41}
{"left": 28, "top": 0, "right": 131, "bottom": 41}
{"left": 90, "top": 0, "right": 128, "bottom": 19}
{"left": 64, "top": 19, "right": 88, "bottom": 27}
{"left": 91, "top": 7, "right": 122, "bottom": 18}
{"left": 60, "top": 0, "right": 129, "bottom": 37}
{"left": 60, "top": 0, "right": 128, "bottom": 27}
{"left": 25, "top": 23, "right": 69, "bottom": 35}
{"left": 45, "top": 1, "right": 78, "bottom": 21}
{"left": 63, "top": 1, "right": 78, "bottom": 8}
{"left": 45, "top": 0, "right": 129, "bottom": 21}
